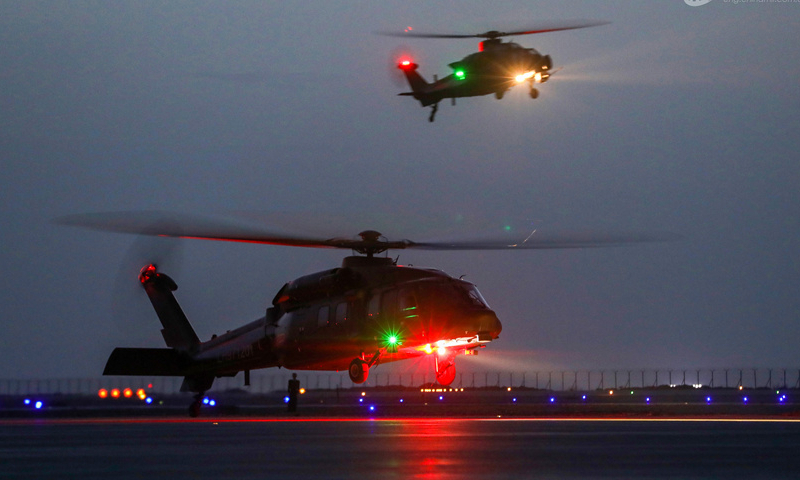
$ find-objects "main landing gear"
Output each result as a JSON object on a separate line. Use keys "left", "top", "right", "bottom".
{"left": 348, "top": 350, "right": 382, "bottom": 384}
{"left": 189, "top": 392, "right": 204, "bottom": 417}
{"left": 349, "top": 358, "right": 369, "bottom": 384}
{"left": 428, "top": 103, "right": 439, "bottom": 122}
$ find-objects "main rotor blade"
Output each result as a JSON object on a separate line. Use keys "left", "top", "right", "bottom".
{"left": 407, "top": 230, "right": 680, "bottom": 250}
{"left": 54, "top": 211, "right": 412, "bottom": 251}
{"left": 376, "top": 20, "right": 609, "bottom": 40}
{"left": 56, "top": 211, "right": 678, "bottom": 253}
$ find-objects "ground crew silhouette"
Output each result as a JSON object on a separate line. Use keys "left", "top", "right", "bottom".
{"left": 287, "top": 373, "right": 300, "bottom": 413}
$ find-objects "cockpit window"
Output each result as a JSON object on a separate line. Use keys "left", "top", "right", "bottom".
{"left": 426, "top": 282, "right": 490, "bottom": 309}
{"left": 465, "top": 285, "right": 490, "bottom": 308}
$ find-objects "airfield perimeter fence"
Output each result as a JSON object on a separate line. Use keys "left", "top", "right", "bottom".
{"left": 2, "top": 368, "right": 800, "bottom": 396}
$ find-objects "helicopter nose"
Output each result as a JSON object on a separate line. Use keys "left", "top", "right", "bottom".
{"left": 459, "top": 310, "right": 502, "bottom": 341}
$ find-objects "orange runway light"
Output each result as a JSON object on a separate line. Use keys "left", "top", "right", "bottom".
{"left": 98, "top": 389, "right": 108, "bottom": 399}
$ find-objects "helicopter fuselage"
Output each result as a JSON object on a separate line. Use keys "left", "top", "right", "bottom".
{"left": 104, "top": 256, "right": 502, "bottom": 399}
{"left": 397, "top": 39, "right": 553, "bottom": 121}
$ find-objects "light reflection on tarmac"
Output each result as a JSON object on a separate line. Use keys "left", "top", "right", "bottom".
{"left": 3, "top": 417, "right": 800, "bottom": 479}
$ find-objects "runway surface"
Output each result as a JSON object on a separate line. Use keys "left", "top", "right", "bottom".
{"left": 3, "top": 417, "right": 800, "bottom": 479}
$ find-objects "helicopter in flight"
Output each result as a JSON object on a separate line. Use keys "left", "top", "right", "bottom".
{"left": 58, "top": 211, "right": 667, "bottom": 417}
{"left": 381, "top": 21, "right": 609, "bottom": 121}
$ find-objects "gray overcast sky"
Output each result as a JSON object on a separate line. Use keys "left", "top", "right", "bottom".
{"left": 1, "top": 0, "right": 799, "bottom": 379}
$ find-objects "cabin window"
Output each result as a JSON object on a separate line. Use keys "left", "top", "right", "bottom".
{"left": 399, "top": 288, "right": 419, "bottom": 319}
{"left": 367, "top": 295, "right": 380, "bottom": 319}
{"left": 335, "top": 302, "right": 348, "bottom": 324}
{"left": 317, "top": 306, "right": 329, "bottom": 328}
{"left": 381, "top": 290, "right": 397, "bottom": 317}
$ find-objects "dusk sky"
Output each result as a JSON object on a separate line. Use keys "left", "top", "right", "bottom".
{"left": 2, "top": 1, "right": 799, "bottom": 380}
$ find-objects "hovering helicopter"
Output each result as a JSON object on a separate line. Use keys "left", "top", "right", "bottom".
{"left": 58, "top": 211, "right": 669, "bottom": 417}
{"left": 381, "top": 21, "right": 609, "bottom": 121}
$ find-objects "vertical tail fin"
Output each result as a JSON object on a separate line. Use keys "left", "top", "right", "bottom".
{"left": 398, "top": 62, "right": 430, "bottom": 98}
{"left": 139, "top": 265, "right": 200, "bottom": 351}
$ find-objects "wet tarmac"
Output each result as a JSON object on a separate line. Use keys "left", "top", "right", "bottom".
{"left": 3, "top": 417, "right": 800, "bottom": 479}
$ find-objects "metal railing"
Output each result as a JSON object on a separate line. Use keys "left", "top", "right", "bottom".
{"left": 2, "top": 368, "right": 798, "bottom": 396}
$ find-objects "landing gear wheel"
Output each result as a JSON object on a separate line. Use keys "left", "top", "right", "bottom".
{"left": 189, "top": 395, "right": 203, "bottom": 417}
{"left": 435, "top": 352, "right": 457, "bottom": 386}
{"left": 436, "top": 362, "right": 456, "bottom": 386}
{"left": 495, "top": 90, "right": 505, "bottom": 100}
{"left": 530, "top": 88, "right": 539, "bottom": 99}
{"left": 348, "top": 358, "right": 369, "bottom": 384}
{"left": 428, "top": 103, "right": 438, "bottom": 122}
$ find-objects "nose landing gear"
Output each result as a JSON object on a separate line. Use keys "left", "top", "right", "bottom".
{"left": 435, "top": 349, "right": 458, "bottom": 386}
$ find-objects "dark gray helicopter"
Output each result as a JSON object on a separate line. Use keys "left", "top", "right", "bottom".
{"left": 58, "top": 211, "right": 668, "bottom": 416}
{"left": 381, "top": 21, "right": 609, "bottom": 121}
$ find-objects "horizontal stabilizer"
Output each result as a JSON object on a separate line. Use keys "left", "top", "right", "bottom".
{"left": 103, "top": 347, "right": 191, "bottom": 376}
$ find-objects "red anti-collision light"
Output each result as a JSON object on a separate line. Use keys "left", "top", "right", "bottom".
{"left": 139, "top": 264, "right": 157, "bottom": 284}
{"left": 398, "top": 60, "right": 415, "bottom": 70}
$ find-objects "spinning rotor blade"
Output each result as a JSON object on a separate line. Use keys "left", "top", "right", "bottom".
{"left": 111, "top": 233, "right": 183, "bottom": 342}
{"left": 407, "top": 230, "right": 680, "bottom": 250}
{"left": 377, "top": 20, "right": 609, "bottom": 40}
{"left": 56, "top": 211, "right": 678, "bottom": 254}
{"left": 55, "top": 211, "right": 412, "bottom": 253}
